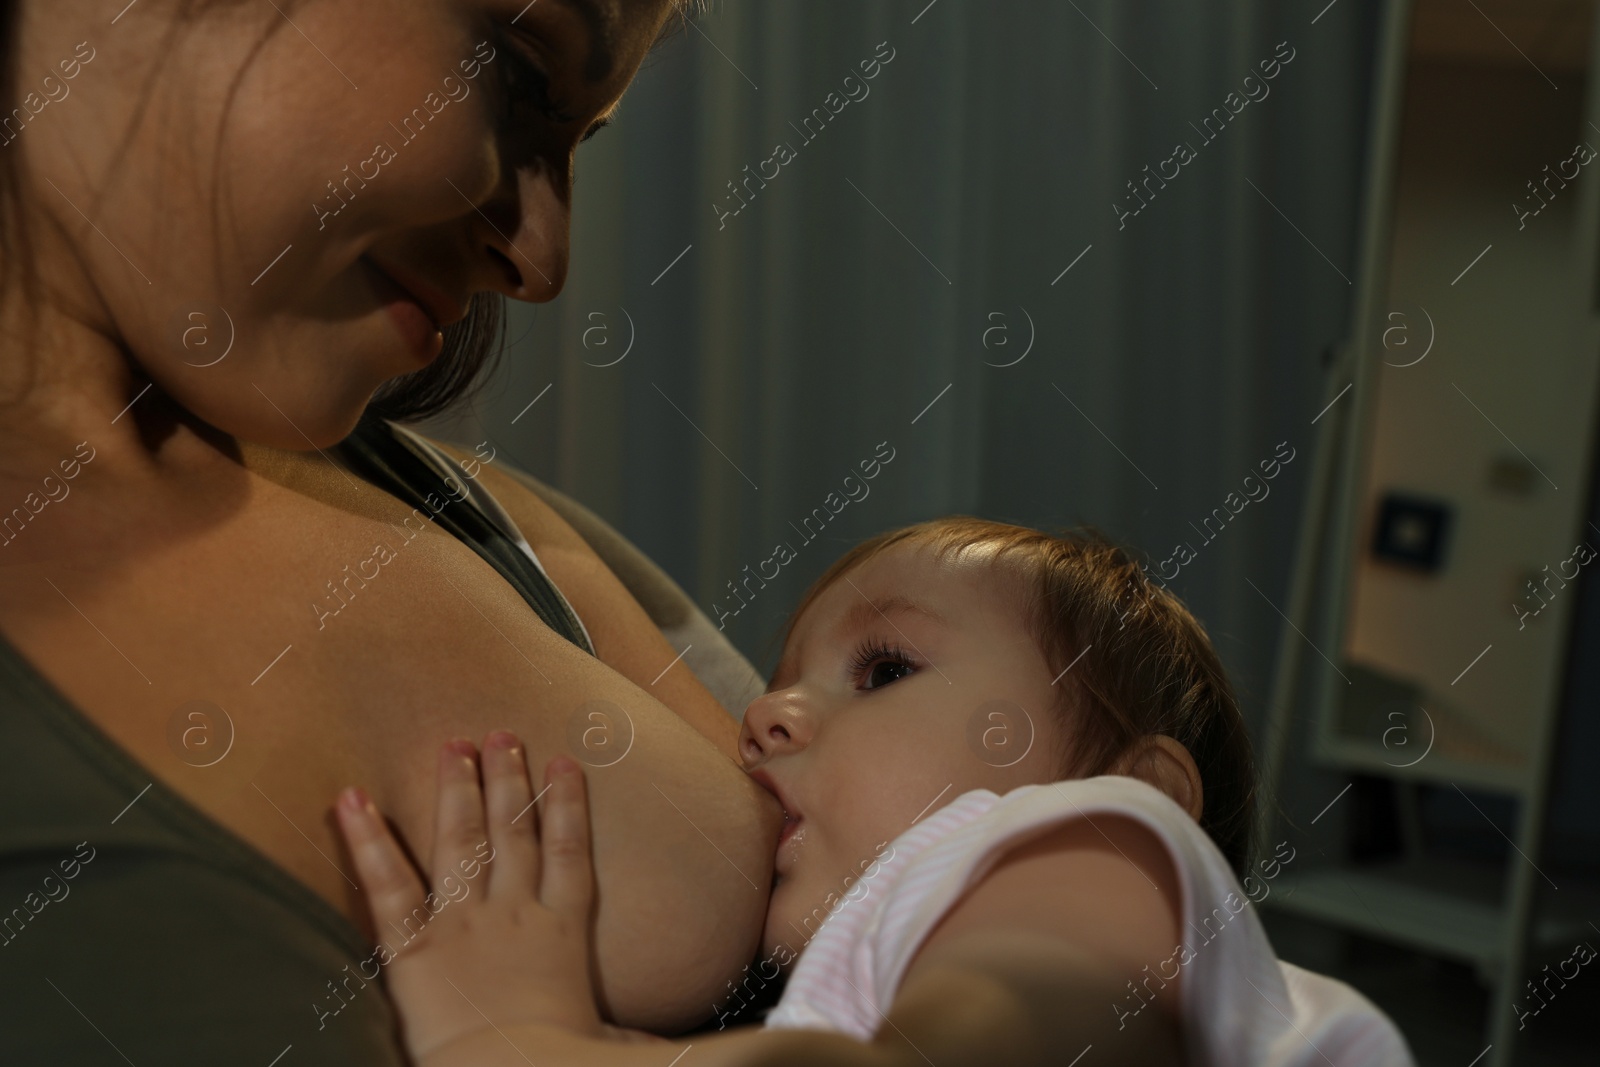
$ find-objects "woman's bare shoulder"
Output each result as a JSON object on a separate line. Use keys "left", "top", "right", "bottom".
{"left": 417, "top": 434, "right": 741, "bottom": 755}
{"left": 421, "top": 436, "right": 593, "bottom": 555}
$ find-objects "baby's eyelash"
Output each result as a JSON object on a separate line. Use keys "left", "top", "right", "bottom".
{"left": 847, "top": 639, "right": 915, "bottom": 681}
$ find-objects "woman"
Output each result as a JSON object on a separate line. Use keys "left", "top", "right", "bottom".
{"left": 0, "top": 1, "right": 778, "bottom": 1063}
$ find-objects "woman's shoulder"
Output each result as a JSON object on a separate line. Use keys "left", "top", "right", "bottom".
{"left": 411, "top": 433, "right": 597, "bottom": 560}
{"left": 416, "top": 432, "right": 702, "bottom": 626}
{"left": 407, "top": 431, "right": 752, "bottom": 749}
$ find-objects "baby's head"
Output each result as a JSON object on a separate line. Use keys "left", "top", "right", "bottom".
{"left": 737, "top": 517, "right": 1255, "bottom": 959}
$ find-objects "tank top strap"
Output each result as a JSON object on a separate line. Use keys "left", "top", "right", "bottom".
{"left": 334, "top": 409, "right": 595, "bottom": 657}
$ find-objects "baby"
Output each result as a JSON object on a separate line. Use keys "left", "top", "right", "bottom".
{"left": 333, "top": 517, "right": 1415, "bottom": 1067}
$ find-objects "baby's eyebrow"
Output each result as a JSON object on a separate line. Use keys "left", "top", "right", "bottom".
{"left": 767, "top": 595, "right": 947, "bottom": 691}
{"left": 840, "top": 594, "right": 948, "bottom": 635}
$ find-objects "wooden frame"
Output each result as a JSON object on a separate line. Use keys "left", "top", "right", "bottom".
{"left": 1258, "top": 3, "right": 1600, "bottom": 1064}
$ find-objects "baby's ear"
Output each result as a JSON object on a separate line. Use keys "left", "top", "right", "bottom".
{"left": 1111, "top": 735, "right": 1204, "bottom": 822}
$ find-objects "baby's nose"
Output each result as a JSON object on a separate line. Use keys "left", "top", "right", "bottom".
{"left": 740, "top": 693, "right": 814, "bottom": 763}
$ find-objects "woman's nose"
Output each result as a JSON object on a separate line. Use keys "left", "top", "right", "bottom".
{"left": 471, "top": 159, "right": 571, "bottom": 303}
{"left": 739, "top": 692, "right": 814, "bottom": 766}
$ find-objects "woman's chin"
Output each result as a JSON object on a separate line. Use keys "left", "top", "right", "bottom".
{"left": 156, "top": 373, "right": 371, "bottom": 451}
{"left": 156, "top": 328, "right": 418, "bottom": 448}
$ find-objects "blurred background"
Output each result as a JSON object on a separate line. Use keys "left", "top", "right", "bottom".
{"left": 424, "top": 2, "right": 1600, "bottom": 1063}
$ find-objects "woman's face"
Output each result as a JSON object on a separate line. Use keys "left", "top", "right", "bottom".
{"left": 17, "top": 0, "right": 674, "bottom": 447}
{"left": 739, "top": 543, "right": 1070, "bottom": 960}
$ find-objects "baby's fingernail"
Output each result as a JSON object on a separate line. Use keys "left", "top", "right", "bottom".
{"left": 549, "top": 754, "right": 578, "bottom": 776}
{"left": 444, "top": 738, "right": 477, "bottom": 758}
{"left": 339, "top": 787, "right": 370, "bottom": 814}
{"left": 486, "top": 729, "right": 519, "bottom": 750}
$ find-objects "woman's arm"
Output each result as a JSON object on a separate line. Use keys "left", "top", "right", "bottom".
{"left": 428, "top": 828, "right": 1188, "bottom": 1067}
{"left": 421, "top": 938, "right": 1181, "bottom": 1067}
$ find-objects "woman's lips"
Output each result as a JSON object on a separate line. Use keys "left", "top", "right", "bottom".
{"left": 361, "top": 257, "right": 443, "bottom": 364}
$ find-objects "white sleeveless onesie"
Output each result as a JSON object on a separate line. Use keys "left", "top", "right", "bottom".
{"left": 765, "top": 776, "right": 1414, "bottom": 1067}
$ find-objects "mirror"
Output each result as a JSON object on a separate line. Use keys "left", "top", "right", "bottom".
{"left": 1316, "top": 0, "right": 1600, "bottom": 793}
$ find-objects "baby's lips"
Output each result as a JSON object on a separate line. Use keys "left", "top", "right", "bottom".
{"left": 774, "top": 819, "right": 804, "bottom": 874}
{"left": 747, "top": 767, "right": 800, "bottom": 820}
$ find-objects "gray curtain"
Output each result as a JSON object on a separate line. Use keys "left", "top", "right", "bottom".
{"left": 428, "top": 0, "right": 1382, "bottom": 737}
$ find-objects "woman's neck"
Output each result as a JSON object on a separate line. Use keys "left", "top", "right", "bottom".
{"left": 0, "top": 278, "right": 238, "bottom": 474}
{"left": 0, "top": 288, "right": 264, "bottom": 578}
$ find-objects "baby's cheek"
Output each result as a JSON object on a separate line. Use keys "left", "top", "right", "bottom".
{"left": 831, "top": 775, "right": 918, "bottom": 855}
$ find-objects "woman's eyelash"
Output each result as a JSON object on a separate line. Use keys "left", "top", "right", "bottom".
{"left": 495, "top": 29, "right": 577, "bottom": 125}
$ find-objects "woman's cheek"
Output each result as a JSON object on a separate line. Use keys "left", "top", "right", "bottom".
{"left": 373, "top": 89, "right": 501, "bottom": 211}
{"left": 293, "top": 91, "right": 499, "bottom": 244}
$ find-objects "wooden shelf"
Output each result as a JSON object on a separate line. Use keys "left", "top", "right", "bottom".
{"left": 1265, "top": 860, "right": 1600, "bottom": 974}
{"left": 1315, "top": 738, "right": 1529, "bottom": 795}
{"left": 1411, "top": 0, "right": 1593, "bottom": 75}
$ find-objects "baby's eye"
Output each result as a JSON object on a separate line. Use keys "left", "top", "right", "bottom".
{"left": 848, "top": 640, "right": 917, "bottom": 690}
{"left": 863, "top": 660, "right": 914, "bottom": 690}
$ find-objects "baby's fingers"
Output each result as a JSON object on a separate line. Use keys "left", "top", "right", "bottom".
{"left": 431, "top": 739, "right": 490, "bottom": 893}
{"left": 336, "top": 787, "right": 427, "bottom": 934}
{"left": 481, "top": 730, "right": 538, "bottom": 896}
{"left": 537, "top": 756, "right": 595, "bottom": 922}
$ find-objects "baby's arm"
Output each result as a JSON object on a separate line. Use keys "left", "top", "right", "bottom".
{"left": 882, "top": 813, "right": 1189, "bottom": 1065}
{"left": 336, "top": 737, "right": 1184, "bottom": 1067}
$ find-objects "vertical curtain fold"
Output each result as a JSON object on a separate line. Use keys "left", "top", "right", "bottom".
{"left": 430, "top": 0, "right": 1382, "bottom": 731}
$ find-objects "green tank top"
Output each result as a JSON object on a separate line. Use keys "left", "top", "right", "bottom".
{"left": 0, "top": 413, "right": 594, "bottom": 1064}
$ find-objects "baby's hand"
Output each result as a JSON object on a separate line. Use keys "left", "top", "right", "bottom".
{"left": 335, "top": 731, "right": 606, "bottom": 1061}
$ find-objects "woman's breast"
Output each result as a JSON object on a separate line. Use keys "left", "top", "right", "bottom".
{"left": 338, "top": 557, "right": 785, "bottom": 1032}
{"left": 0, "top": 468, "right": 781, "bottom": 1033}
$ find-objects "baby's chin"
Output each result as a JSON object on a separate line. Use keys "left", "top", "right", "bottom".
{"left": 761, "top": 878, "right": 811, "bottom": 962}
{"left": 761, "top": 885, "right": 792, "bottom": 959}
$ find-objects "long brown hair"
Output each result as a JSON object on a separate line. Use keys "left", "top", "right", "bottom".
{"left": 0, "top": 0, "right": 698, "bottom": 424}
{"left": 784, "top": 516, "right": 1259, "bottom": 877}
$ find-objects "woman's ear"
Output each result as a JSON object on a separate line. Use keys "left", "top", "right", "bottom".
{"left": 1110, "top": 735, "right": 1203, "bottom": 822}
